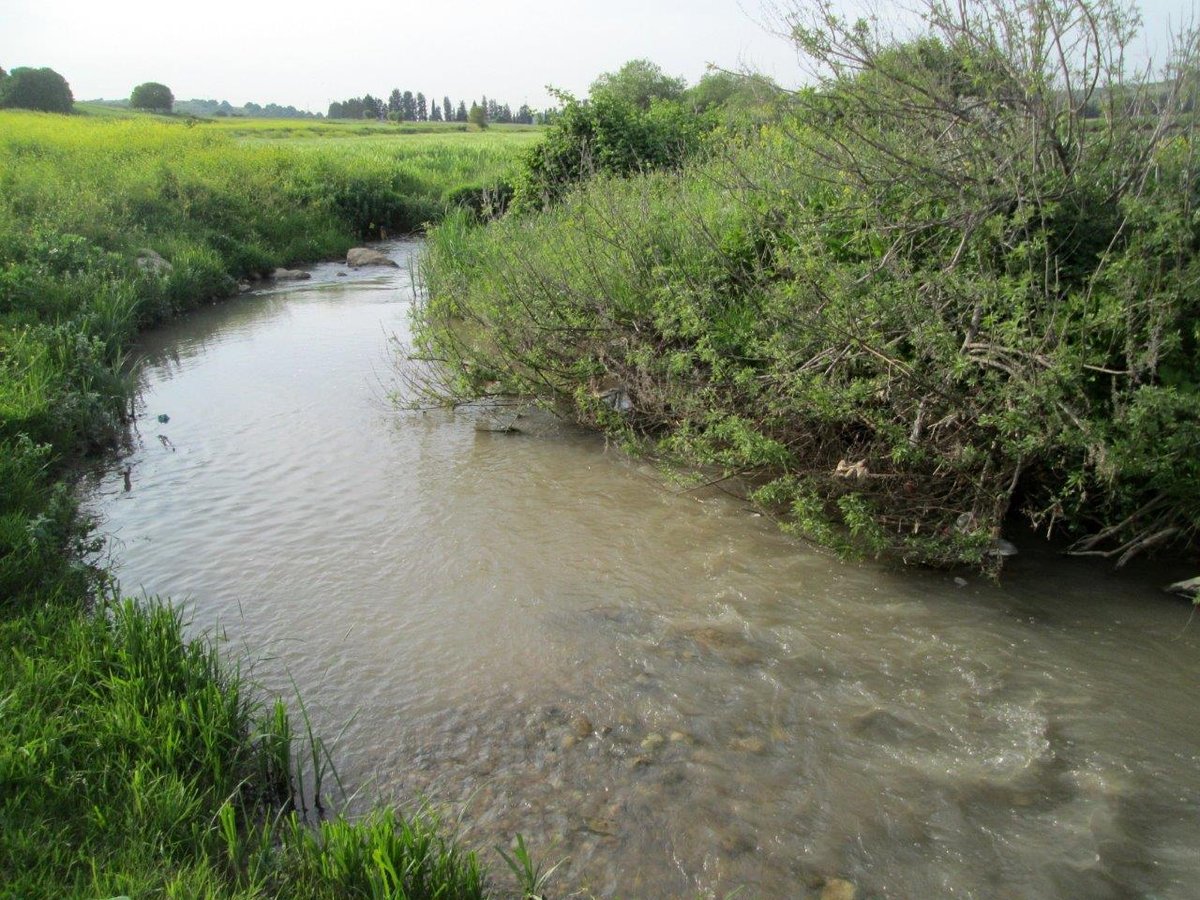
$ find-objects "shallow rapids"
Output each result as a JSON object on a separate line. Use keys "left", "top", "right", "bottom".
{"left": 85, "top": 240, "right": 1200, "bottom": 898}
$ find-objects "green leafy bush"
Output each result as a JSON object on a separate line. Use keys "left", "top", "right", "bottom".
{"left": 419, "top": 0, "right": 1200, "bottom": 568}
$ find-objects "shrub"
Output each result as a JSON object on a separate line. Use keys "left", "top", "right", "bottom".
{"left": 0, "top": 66, "right": 73, "bottom": 113}
{"left": 418, "top": 0, "right": 1200, "bottom": 568}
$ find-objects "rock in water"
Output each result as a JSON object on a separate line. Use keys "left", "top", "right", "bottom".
{"left": 1165, "top": 576, "right": 1200, "bottom": 600}
{"left": 346, "top": 247, "right": 399, "bottom": 268}
{"left": 135, "top": 248, "right": 173, "bottom": 276}
{"left": 988, "top": 536, "right": 1019, "bottom": 557}
{"left": 821, "top": 878, "right": 857, "bottom": 900}
{"left": 271, "top": 267, "right": 311, "bottom": 280}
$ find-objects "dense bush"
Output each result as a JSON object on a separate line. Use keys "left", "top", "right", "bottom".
{"left": 418, "top": 0, "right": 1200, "bottom": 569}
{"left": 0, "top": 66, "right": 73, "bottom": 113}
{"left": 511, "top": 90, "right": 714, "bottom": 212}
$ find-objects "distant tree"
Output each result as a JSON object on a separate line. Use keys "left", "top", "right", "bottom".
{"left": 455, "top": 100, "right": 468, "bottom": 122}
{"left": 244, "top": 101, "right": 263, "bottom": 115}
{"left": 130, "top": 81, "right": 174, "bottom": 112}
{"left": 388, "top": 88, "right": 402, "bottom": 115}
{"left": 684, "top": 71, "right": 783, "bottom": 124}
{"left": 0, "top": 66, "right": 7, "bottom": 82}
{"left": 397, "top": 90, "right": 413, "bottom": 120}
{"left": 416, "top": 92, "right": 427, "bottom": 121}
{"left": 362, "top": 94, "right": 382, "bottom": 119}
{"left": 328, "top": 101, "right": 344, "bottom": 118}
{"left": 590, "top": 58, "right": 685, "bottom": 110}
{"left": 0, "top": 67, "right": 74, "bottom": 113}
{"left": 468, "top": 102, "right": 488, "bottom": 128}
{"left": 430, "top": 99, "right": 442, "bottom": 121}
{"left": 516, "top": 103, "right": 533, "bottom": 124}
{"left": 443, "top": 96, "right": 452, "bottom": 121}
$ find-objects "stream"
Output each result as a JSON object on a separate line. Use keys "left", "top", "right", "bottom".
{"left": 84, "top": 240, "right": 1200, "bottom": 898}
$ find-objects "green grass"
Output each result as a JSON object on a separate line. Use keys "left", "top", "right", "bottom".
{"left": 0, "top": 108, "right": 537, "bottom": 897}
{"left": 0, "top": 596, "right": 489, "bottom": 898}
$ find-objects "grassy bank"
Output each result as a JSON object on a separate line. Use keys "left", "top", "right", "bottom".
{"left": 415, "top": 3, "right": 1200, "bottom": 571}
{"left": 0, "top": 110, "right": 532, "bottom": 895}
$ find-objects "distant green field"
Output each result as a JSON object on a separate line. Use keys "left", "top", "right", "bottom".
{"left": 75, "top": 102, "right": 545, "bottom": 141}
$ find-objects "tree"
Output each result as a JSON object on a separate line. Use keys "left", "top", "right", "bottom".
{"left": 416, "top": 91, "right": 427, "bottom": 121}
{"left": 732, "top": 0, "right": 1200, "bottom": 563}
{"left": 430, "top": 100, "right": 442, "bottom": 121}
{"left": 467, "top": 102, "right": 488, "bottom": 128}
{"left": 510, "top": 88, "right": 708, "bottom": 211}
{"left": 455, "top": 100, "right": 468, "bottom": 122}
{"left": 443, "top": 96, "right": 452, "bottom": 121}
{"left": 130, "top": 81, "right": 174, "bottom": 113}
{"left": 0, "top": 67, "right": 73, "bottom": 113}
{"left": 388, "top": 88, "right": 402, "bottom": 115}
{"left": 589, "top": 59, "right": 685, "bottom": 110}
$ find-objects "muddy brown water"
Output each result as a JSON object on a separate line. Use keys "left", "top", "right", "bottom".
{"left": 84, "top": 240, "right": 1200, "bottom": 898}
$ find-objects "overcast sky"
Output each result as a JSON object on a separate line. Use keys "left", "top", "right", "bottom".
{"left": 0, "top": 0, "right": 1191, "bottom": 112}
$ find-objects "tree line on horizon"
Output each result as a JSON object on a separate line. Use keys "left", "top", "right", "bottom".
{"left": 328, "top": 90, "right": 547, "bottom": 124}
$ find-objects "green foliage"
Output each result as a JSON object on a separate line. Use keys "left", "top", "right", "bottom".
{"left": 510, "top": 88, "right": 713, "bottom": 213}
{"left": 497, "top": 833, "right": 564, "bottom": 899}
{"left": 0, "top": 596, "right": 491, "bottom": 898}
{"left": 0, "top": 66, "right": 73, "bottom": 113}
{"left": 589, "top": 58, "right": 686, "bottom": 110}
{"left": 418, "top": 1, "right": 1200, "bottom": 568}
{"left": 468, "top": 102, "right": 488, "bottom": 129}
{"left": 130, "top": 81, "right": 174, "bottom": 112}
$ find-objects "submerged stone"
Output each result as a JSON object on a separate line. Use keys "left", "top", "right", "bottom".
{"left": 852, "top": 709, "right": 939, "bottom": 747}
{"left": 271, "top": 267, "right": 311, "bottom": 280}
{"left": 730, "top": 736, "right": 767, "bottom": 754}
{"left": 821, "top": 878, "right": 857, "bottom": 900}
{"left": 640, "top": 733, "right": 665, "bottom": 753}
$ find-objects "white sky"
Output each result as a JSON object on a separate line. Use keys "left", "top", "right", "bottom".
{"left": 0, "top": 0, "right": 1190, "bottom": 113}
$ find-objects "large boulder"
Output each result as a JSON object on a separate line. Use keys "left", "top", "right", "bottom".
{"left": 135, "top": 248, "right": 173, "bottom": 276}
{"left": 271, "top": 267, "right": 311, "bottom": 280}
{"left": 346, "top": 247, "right": 399, "bottom": 268}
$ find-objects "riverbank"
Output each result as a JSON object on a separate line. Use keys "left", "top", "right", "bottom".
{"left": 414, "top": 21, "right": 1200, "bottom": 572}
{"left": 0, "top": 110, "right": 531, "bottom": 896}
